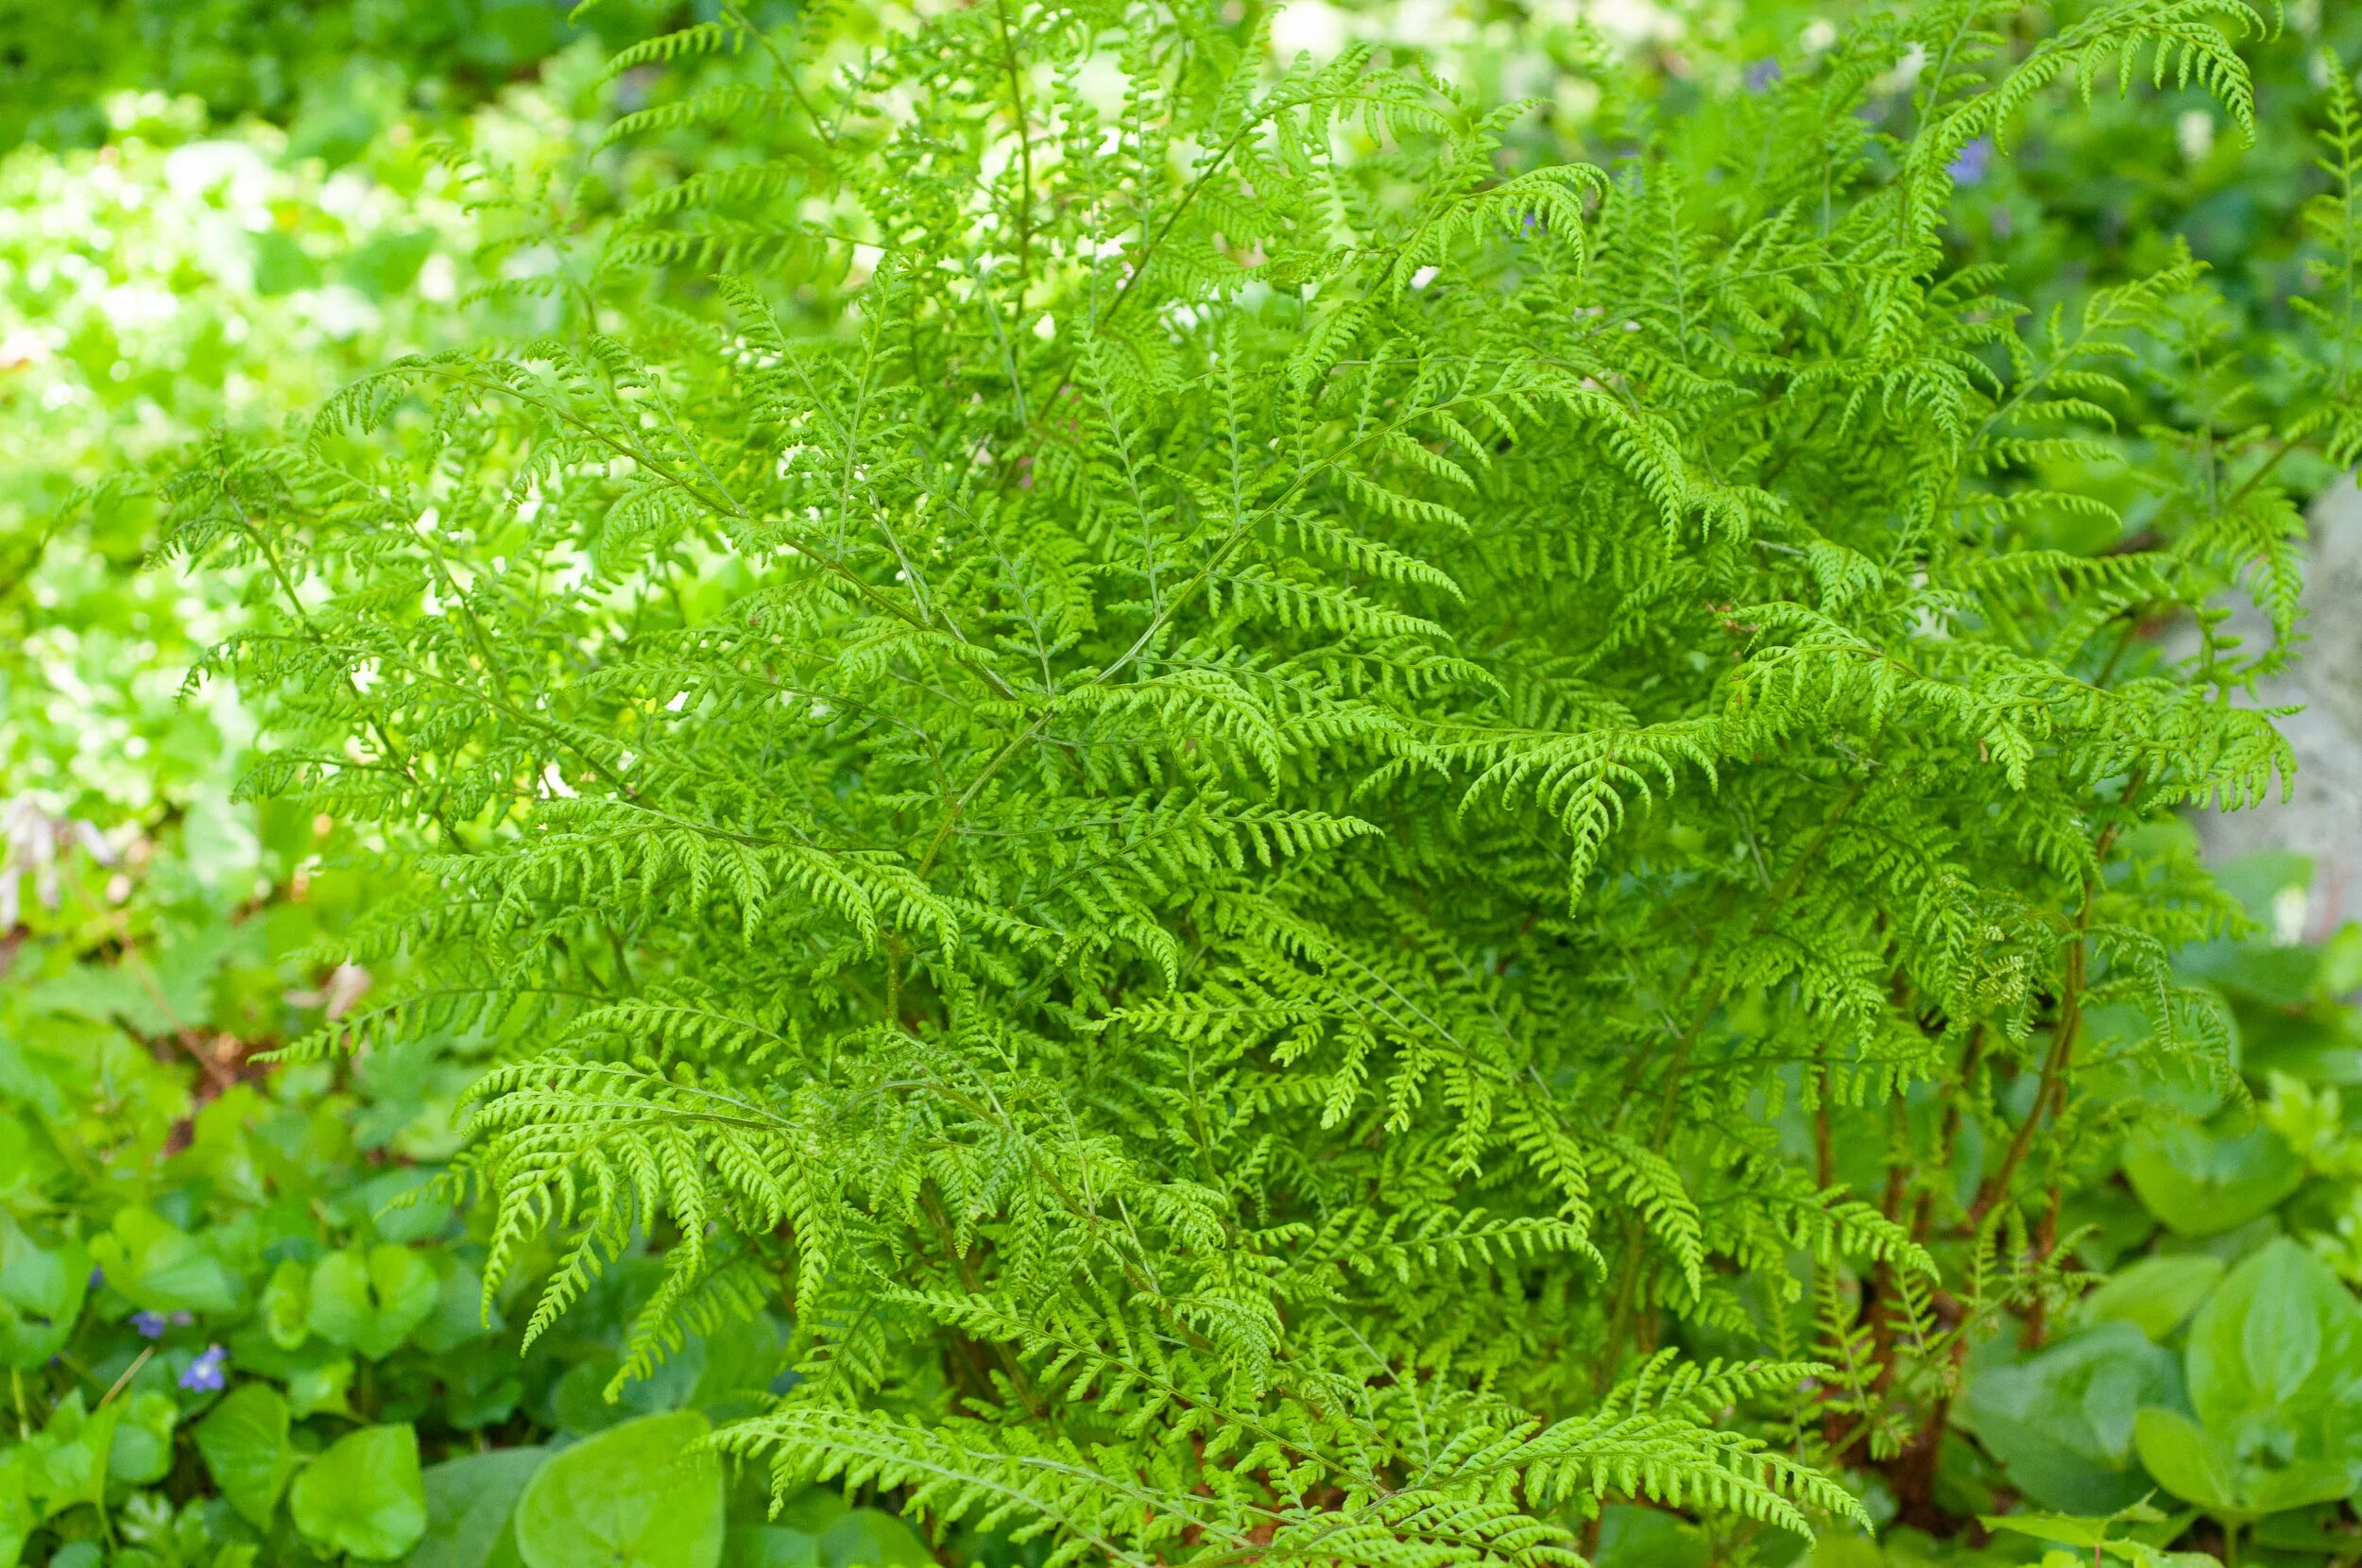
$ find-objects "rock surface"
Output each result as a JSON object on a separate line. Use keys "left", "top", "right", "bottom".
{"left": 2194, "top": 477, "right": 2362, "bottom": 938}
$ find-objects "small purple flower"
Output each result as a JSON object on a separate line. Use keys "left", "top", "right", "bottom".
{"left": 88, "top": 1267, "right": 103, "bottom": 1290}
{"left": 131, "top": 1311, "right": 169, "bottom": 1339}
{"left": 1947, "top": 137, "right": 1994, "bottom": 186}
{"left": 1745, "top": 59, "right": 1782, "bottom": 94}
{"left": 179, "top": 1344, "right": 228, "bottom": 1393}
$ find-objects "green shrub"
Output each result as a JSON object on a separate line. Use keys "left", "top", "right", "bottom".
{"left": 138, "top": 0, "right": 2362, "bottom": 1562}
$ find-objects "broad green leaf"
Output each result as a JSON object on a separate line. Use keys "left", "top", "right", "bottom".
{"left": 2186, "top": 1239, "right": 2362, "bottom": 1472}
{"left": 727, "top": 1492, "right": 860, "bottom": 1568}
{"left": 0, "top": 1120, "right": 32, "bottom": 1203}
{"left": 0, "top": 1234, "right": 89, "bottom": 1369}
{"left": 1961, "top": 1324, "right": 2179, "bottom": 1513}
{"left": 1981, "top": 1510, "right": 2129, "bottom": 1548}
{"left": 1981, "top": 1506, "right": 2214, "bottom": 1567}
{"left": 406, "top": 1447, "right": 545, "bottom": 1568}
{"left": 261, "top": 1258, "right": 311, "bottom": 1351}
{"left": 726, "top": 1526, "right": 822, "bottom": 1568}
{"left": 2177, "top": 854, "right": 2320, "bottom": 1006}
{"left": 2131, "top": 1407, "right": 2243, "bottom": 1515}
{"left": 290, "top": 1423, "right": 428, "bottom": 1561}
{"left": 0, "top": 1451, "right": 32, "bottom": 1567}
{"left": 231, "top": 1330, "right": 360, "bottom": 1419}
{"left": 690, "top": 1312, "right": 785, "bottom": 1409}
{"left": 2120, "top": 1125, "right": 2304, "bottom": 1239}
{"left": 2246, "top": 1457, "right": 2356, "bottom": 1512}
{"left": 1593, "top": 1502, "right": 1712, "bottom": 1568}
{"left": 0, "top": 1040, "right": 66, "bottom": 1124}
{"left": 2131, "top": 1404, "right": 2352, "bottom": 1520}
{"left": 436, "top": 1340, "right": 524, "bottom": 1432}
{"left": 550, "top": 1348, "right": 701, "bottom": 1437}
{"left": 513, "top": 1410, "right": 723, "bottom": 1568}
{"left": 197, "top": 1383, "right": 299, "bottom": 1528}
{"left": 2080, "top": 1254, "right": 2225, "bottom": 1342}
{"left": 176, "top": 1082, "right": 269, "bottom": 1205}
{"left": 108, "top": 1389, "right": 179, "bottom": 1485}
{"left": 2251, "top": 1505, "right": 2362, "bottom": 1554}
{"left": 287, "top": 1355, "right": 357, "bottom": 1418}
{"left": 26, "top": 1390, "right": 118, "bottom": 1519}
{"left": 817, "top": 1508, "right": 932, "bottom": 1568}
{"left": 408, "top": 1254, "right": 502, "bottom": 1356}
{"left": 773, "top": 1488, "right": 850, "bottom": 1534}
{"left": 308, "top": 1244, "right": 438, "bottom": 1360}
{"left": 334, "top": 1166, "right": 454, "bottom": 1246}
{"left": 88, "top": 1207, "right": 238, "bottom": 1315}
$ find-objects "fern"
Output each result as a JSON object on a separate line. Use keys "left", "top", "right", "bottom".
{"left": 150, "top": 0, "right": 2355, "bottom": 1558}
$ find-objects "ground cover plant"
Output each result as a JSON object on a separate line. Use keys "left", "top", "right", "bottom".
{"left": 0, "top": 800, "right": 924, "bottom": 1566}
{"left": 9, "top": 0, "right": 2362, "bottom": 1561}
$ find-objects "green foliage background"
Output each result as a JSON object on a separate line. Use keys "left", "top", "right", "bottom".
{"left": 8, "top": 1, "right": 2362, "bottom": 1565}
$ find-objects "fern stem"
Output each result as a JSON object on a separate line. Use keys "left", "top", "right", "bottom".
{"left": 991, "top": 0, "right": 1036, "bottom": 281}
{"left": 1968, "top": 765, "right": 2143, "bottom": 1228}
{"left": 1599, "top": 777, "right": 1869, "bottom": 1388}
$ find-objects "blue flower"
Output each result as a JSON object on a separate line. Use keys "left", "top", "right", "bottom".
{"left": 1947, "top": 137, "right": 1994, "bottom": 186}
{"left": 131, "top": 1311, "right": 168, "bottom": 1339}
{"left": 1745, "top": 59, "right": 1781, "bottom": 94}
{"left": 179, "top": 1344, "right": 228, "bottom": 1393}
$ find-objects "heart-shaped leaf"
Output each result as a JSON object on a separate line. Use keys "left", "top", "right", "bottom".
{"left": 2121, "top": 1125, "right": 2303, "bottom": 1239}
{"left": 197, "top": 1383, "right": 298, "bottom": 1528}
{"left": 108, "top": 1390, "right": 178, "bottom": 1486}
{"left": 513, "top": 1409, "right": 723, "bottom": 1568}
{"left": 410, "top": 1446, "right": 546, "bottom": 1568}
{"left": 817, "top": 1508, "right": 932, "bottom": 1568}
{"left": 307, "top": 1244, "right": 438, "bottom": 1360}
{"left": 260, "top": 1258, "right": 311, "bottom": 1351}
{"left": 88, "top": 1208, "right": 237, "bottom": 1315}
{"left": 26, "top": 1391, "right": 117, "bottom": 1520}
{"left": 0, "top": 1235, "right": 89, "bottom": 1370}
{"left": 289, "top": 1422, "right": 427, "bottom": 1561}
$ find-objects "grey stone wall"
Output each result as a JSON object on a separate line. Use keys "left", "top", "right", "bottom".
{"left": 2194, "top": 478, "right": 2362, "bottom": 939}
